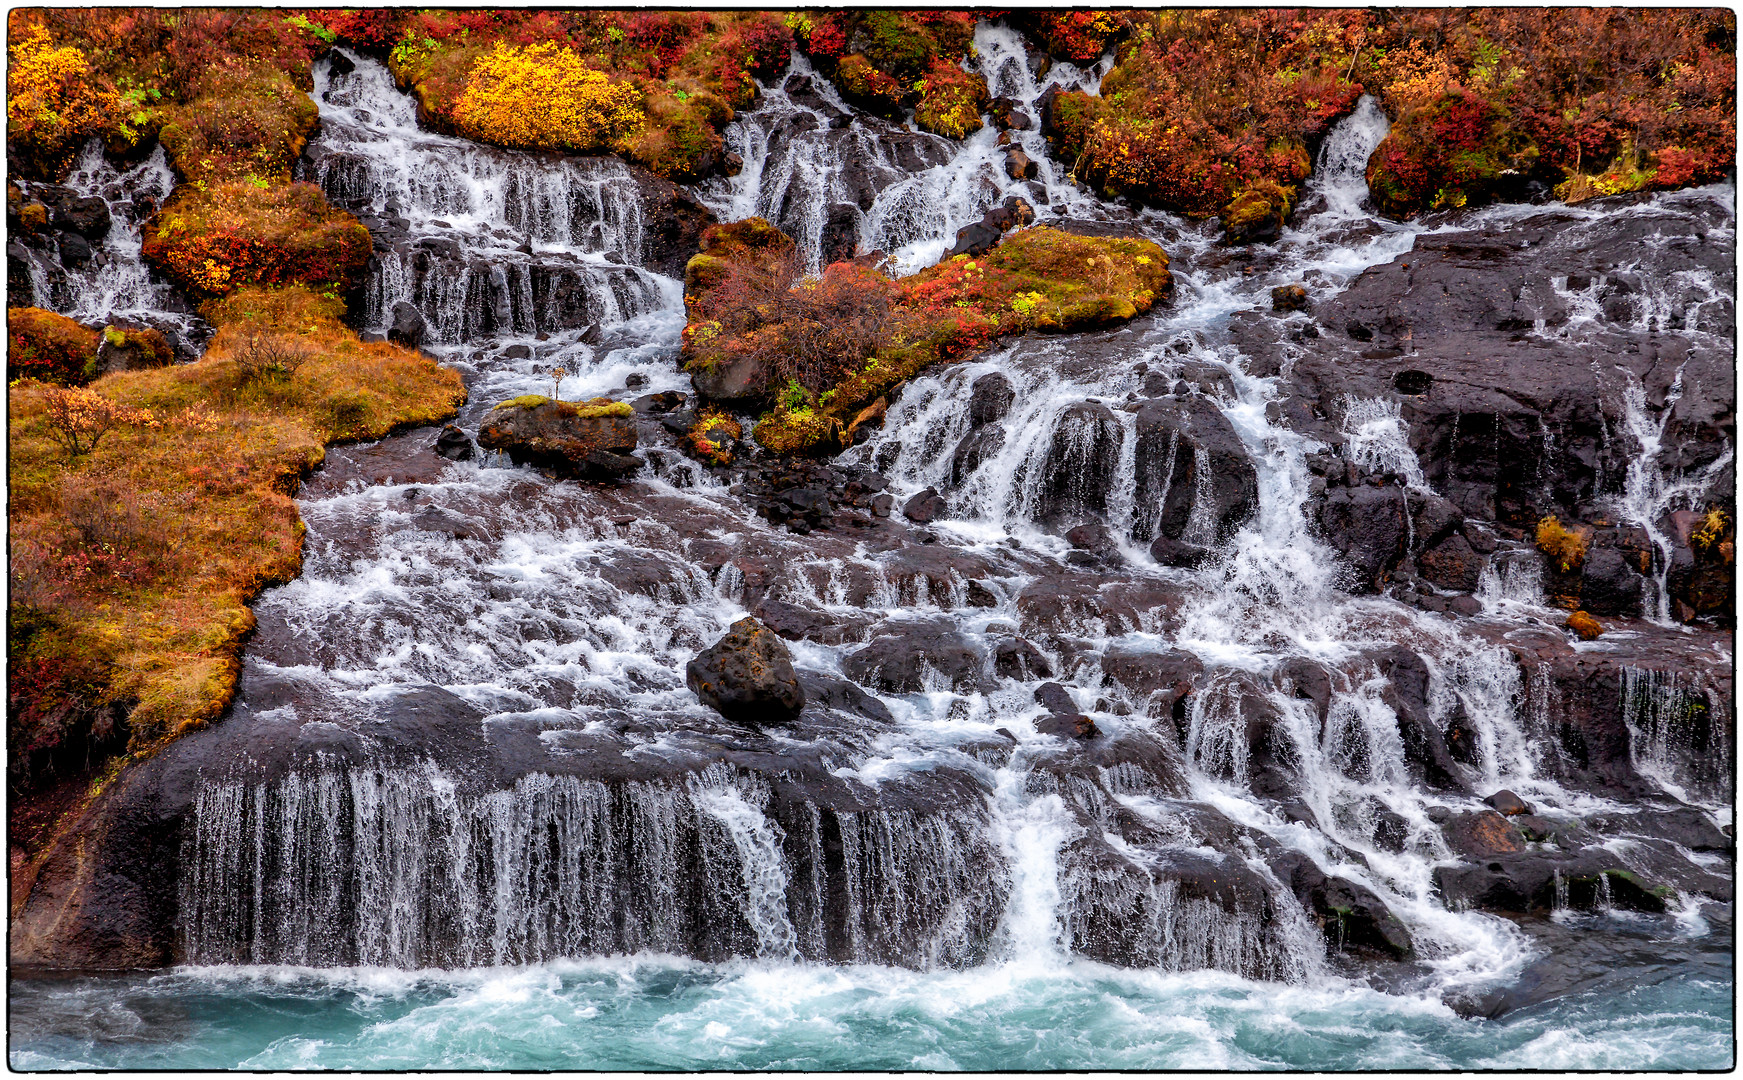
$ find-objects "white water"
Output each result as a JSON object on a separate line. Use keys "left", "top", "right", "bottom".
{"left": 31, "top": 24, "right": 1724, "bottom": 1050}
{"left": 15, "top": 140, "right": 208, "bottom": 351}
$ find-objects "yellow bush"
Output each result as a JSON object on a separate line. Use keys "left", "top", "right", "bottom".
{"left": 456, "top": 42, "right": 643, "bottom": 153}
{"left": 1567, "top": 610, "right": 1603, "bottom": 640}
{"left": 7, "top": 26, "right": 119, "bottom": 178}
{"left": 1690, "top": 508, "right": 1730, "bottom": 553}
{"left": 1535, "top": 515, "right": 1588, "bottom": 574}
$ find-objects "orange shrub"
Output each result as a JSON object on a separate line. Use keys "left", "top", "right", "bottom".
{"left": 141, "top": 182, "right": 371, "bottom": 300}
{"left": 6, "top": 24, "right": 120, "bottom": 180}
{"left": 455, "top": 41, "right": 644, "bottom": 153}
{"left": 9, "top": 307, "right": 100, "bottom": 386}
{"left": 1535, "top": 515, "right": 1589, "bottom": 574}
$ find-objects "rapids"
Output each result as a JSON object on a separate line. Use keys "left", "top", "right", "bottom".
{"left": 9, "top": 26, "right": 1734, "bottom": 1070}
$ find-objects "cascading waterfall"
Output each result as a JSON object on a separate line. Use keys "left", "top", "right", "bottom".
{"left": 71, "top": 20, "right": 1714, "bottom": 1024}
{"left": 12, "top": 139, "right": 209, "bottom": 353}
{"left": 304, "top": 50, "right": 672, "bottom": 342}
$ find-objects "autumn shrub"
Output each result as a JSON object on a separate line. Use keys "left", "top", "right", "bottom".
{"left": 455, "top": 41, "right": 644, "bottom": 153}
{"left": 6, "top": 23, "right": 120, "bottom": 181}
{"left": 914, "top": 59, "right": 990, "bottom": 140}
{"left": 1535, "top": 515, "right": 1589, "bottom": 574}
{"left": 1363, "top": 9, "right": 1735, "bottom": 217}
{"left": 1013, "top": 11, "right": 1131, "bottom": 63}
{"left": 232, "top": 333, "right": 316, "bottom": 383}
{"left": 795, "top": 11, "right": 979, "bottom": 122}
{"left": 141, "top": 182, "right": 371, "bottom": 300}
{"left": 155, "top": 63, "right": 320, "bottom": 183}
{"left": 9, "top": 307, "right": 100, "bottom": 385}
{"left": 40, "top": 385, "right": 160, "bottom": 461}
{"left": 686, "top": 407, "right": 742, "bottom": 466}
{"left": 1053, "top": 10, "right": 1363, "bottom": 216}
{"left": 1364, "top": 89, "right": 1537, "bottom": 216}
{"left": 833, "top": 55, "right": 909, "bottom": 118}
{"left": 1566, "top": 610, "right": 1603, "bottom": 640}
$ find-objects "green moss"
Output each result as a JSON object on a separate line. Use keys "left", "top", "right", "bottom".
{"left": 491, "top": 394, "right": 631, "bottom": 418}
{"left": 753, "top": 406, "right": 842, "bottom": 455}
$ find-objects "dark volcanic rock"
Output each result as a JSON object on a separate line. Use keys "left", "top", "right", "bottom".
{"left": 388, "top": 301, "right": 427, "bottom": 350}
{"left": 434, "top": 424, "right": 474, "bottom": 460}
{"left": 477, "top": 401, "right": 639, "bottom": 481}
{"left": 1272, "top": 851, "right": 1415, "bottom": 960}
{"left": 1037, "top": 401, "right": 1123, "bottom": 525}
{"left": 902, "top": 487, "right": 947, "bottom": 524}
{"left": 686, "top": 617, "right": 806, "bottom": 725}
{"left": 1131, "top": 395, "right": 1258, "bottom": 545}
{"left": 1317, "top": 484, "right": 1408, "bottom": 593}
{"left": 842, "top": 620, "right": 991, "bottom": 694}
{"left": 968, "top": 371, "right": 1016, "bottom": 428}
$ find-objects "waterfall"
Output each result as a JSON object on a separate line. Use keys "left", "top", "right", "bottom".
{"left": 12, "top": 140, "right": 209, "bottom": 353}
{"left": 305, "top": 50, "right": 673, "bottom": 342}
{"left": 139, "top": 21, "right": 1732, "bottom": 999}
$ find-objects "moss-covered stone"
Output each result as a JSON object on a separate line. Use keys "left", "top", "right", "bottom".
{"left": 1223, "top": 177, "right": 1298, "bottom": 245}
{"left": 8, "top": 307, "right": 100, "bottom": 385}
{"left": 753, "top": 406, "right": 844, "bottom": 456}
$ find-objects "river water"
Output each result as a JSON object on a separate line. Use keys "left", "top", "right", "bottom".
{"left": 9, "top": 26, "right": 1734, "bottom": 1071}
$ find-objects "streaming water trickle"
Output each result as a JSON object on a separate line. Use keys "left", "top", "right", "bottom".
{"left": 9, "top": 24, "right": 1733, "bottom": 1071}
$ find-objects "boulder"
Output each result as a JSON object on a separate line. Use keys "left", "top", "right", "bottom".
{"left": 689, "top": 352, "right": 776, "bottom": 405}
{"left": 993, "top": 637, "right": 1053, "bottom": 680}
{"left": 1035, "top": 712, "right": 1099, "bottom": 740}
{"left": 388, "top": 301, "right": 427, "bottom": 350}
{"left": 1034, "top": 681, "right": 1078, "bottom": 714}
{"left": 842, "top": 620, "right": 991, "bottom": 694}
{"left": 1271, "top": 284, "right": 1310, "bottom": 312}
{"left": 1483, "top": 789, "right": 1534, "bottom": 816}
{"left": 434, "top": 424, "right": 474, "bottom": 461}
{"left": 477, "top": 400, "right": 639, "bottom": 481}
{"left": 1316, "top": 484, "right": 1408, "bottom": 593}
{"left": 1579, "top": 545, "right": 1645, "bottom": 617}
{"left": 1417, "top": 532, "right": 1484, "bottom": 592}
{"left": 93, "top": 325, "right": 174, "bottom": 375}
{"left": 1441, "top": 810, "right": 1526, "bottom": 858}
{"left": 686, "top": 617, "right": 805, "bottom": 725}
{"left": 902, "top": 487, "right": 947, "bottom": 524}
{"left": 1005, "top": 149, "right": 1038, "bottom": 181}
{"left": 968, "top": 371, "right": 1016, "bottom": 427}
{"left": 50, "top": 193, "right": 111, "bottom": 240}
{"left": 1149, "top": 535, "right": 1212, "bottom": 568}
{"left": 950, "top": 424, "right": 1005, "bottom": 486}
{"left": 1272, "top": 851, "right": 1415, "bottom": 959}
{"left": 1131, "top": 395, "right": 1258, "bottom": 545}
{"left": 1037, "top": 401, "right": 1123, "bottom": 525}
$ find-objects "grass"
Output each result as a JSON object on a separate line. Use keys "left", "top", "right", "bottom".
{"left": 8, "top": 286, "right": 466, "bottom": 770}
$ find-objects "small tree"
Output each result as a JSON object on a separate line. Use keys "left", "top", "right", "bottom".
{"left": 40, "top": 385, "right": 157, "bottom": 461}
{"left": 234, "top": 333, "right": 316, "bottom": 382}
{"left": 549, "top": 366, "right": 567, "bottom": 403}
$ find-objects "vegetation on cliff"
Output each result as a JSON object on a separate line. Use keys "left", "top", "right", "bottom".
{"left": 8, "top": 286, "right": 464, "bottom": 850}
{"left": 8, "top": 307, "right": 101, "bottom": 385}
{"left": 789, "top": 10, "right": 989, "bottom": 139}
{"left": 682, "top": 219, "right": 1171, "bottom": 457}
{"left": 1042, "top": 8, "right": 1735, "bottom": 227}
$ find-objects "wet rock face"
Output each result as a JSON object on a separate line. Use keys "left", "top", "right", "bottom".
{"left": 841, "top": 620, "right": 992, "bottom": 694}
{"left": 686, "top": 617, "right": 806, "bottom": 725}
{"left": 477, "top": 402, "right": 639, "bottom": 481}
{"left": 1131, "top": 395, "right": 1259, "bottom": 545}
{"left": 1316, "top": 484, "right": 1408, "bottom": 593}
{"left": 1037, "top": 401, "right": 1123, "bottom": 525}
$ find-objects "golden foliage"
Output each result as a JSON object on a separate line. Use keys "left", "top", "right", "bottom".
{"left": 456, "top": 41, "right": 643, "bottom": 152}
{"left": 40, "top": 385, "right": 159, "bottom": 460}
{"left": 1535, "top": 515, "right": 1589, "bottom": 574}
{"left": 1566, "top": 610, "right": 1603, "bottom": 640}
{"left": 6, "top": 25, "right": 119, "bottom": 178}
{"left": 8, "top": 288, "right": 467, "bottom": 752}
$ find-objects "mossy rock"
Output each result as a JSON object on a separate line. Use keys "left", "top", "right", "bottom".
{"left": 1222, "top": 179, "right": 1297, "bottom": 245}
{"left": 753, "top": 407, "right": 844, "bottom": 456}
{"left": 492, "top": 394, "right": 632, "bottom": 419}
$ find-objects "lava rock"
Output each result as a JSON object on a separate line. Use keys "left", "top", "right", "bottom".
{"left": 902, "top": 487, "right": 947, "bottom": 524}
{"left": 477, "top": 400, "right": 639, "bottom": 481}
{"left": 685, "top": 617, "right": 805, "bottom": 725}
{"left": 950, "top": 424, "right": 1006, "bottom": 486}
{"left": 1441, "top": 810, "right": 1526, "bottom": 858}
{"left": 1038, "top": 401, "right": 1123, "bottom": 526}
{"left": 1483, "top": 790, "right": 1534, "bottom": 816}
{"left": 1004, "top": 149, "right": 1038, "bottom": 181}
{"left": 434, "top": 424, "right": 475, "bottom": 460}
{"left": 994, "top": 637, "right": 1053, "bottom": 680}
{"left": 1272, "top": 851, "right": 1415, "bottom": 960}
{"left": 1271, "top": 284, "right": 1310, "bottom": 312}
{"left": 968, "top": 371, "right": 1016, "bottom": 428}
{"left": 1036, "top": 712, "right": 1100, "bottom": 740}
{"left": 842, "top": 620, "right": 991, "bottom": 694}
{"left": 1316, "top": 484, "right": 1408, "bottom": 593}
{"left": 1417, "top": 532, "right": 1484, "bottom": 592}
{"left": 1034, "top": 682, "right": 1078, "bottom": 714}
{"left": 388, "top": 301, "right": 427, "bottom": 350}
{"left": 1132, "top": 395, "right": 1258, "bottom": 546}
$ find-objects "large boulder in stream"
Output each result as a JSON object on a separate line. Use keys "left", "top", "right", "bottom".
{"left": 477, "top": 397, "right": 639, "bottom": 481}
{"left": 1036, "top": 401, "right": 1124, "bottom": 525}
{"left": 686, "top": 617, "right": 806, "bottom": 725}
